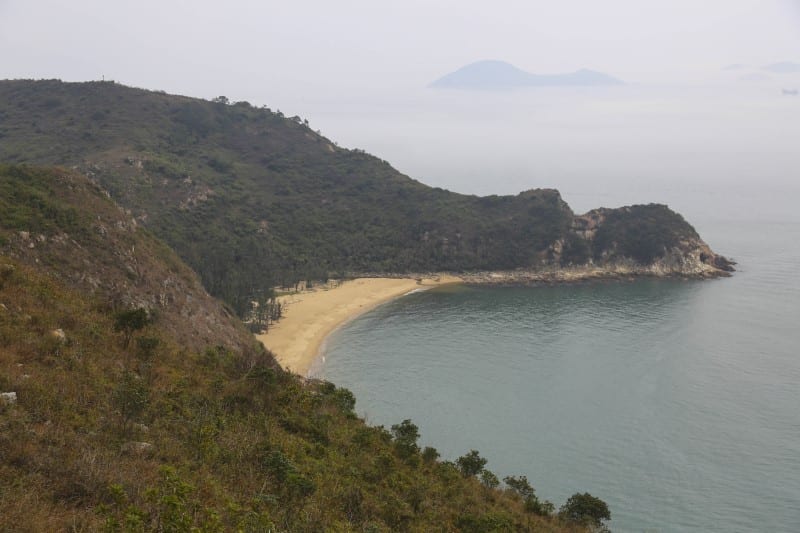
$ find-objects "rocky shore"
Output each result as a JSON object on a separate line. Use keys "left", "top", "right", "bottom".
{"left": 352, "top": 244, "right": 735, "bottom": 287}
{"left": 457, "top": 250, "right": 735, "bottom": 286}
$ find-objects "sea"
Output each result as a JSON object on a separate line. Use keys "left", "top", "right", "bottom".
{"left": 303, "top": 82, "right": 800, "bottom": 532}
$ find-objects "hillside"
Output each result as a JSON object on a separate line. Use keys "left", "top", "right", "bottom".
{"left": 0, "top": 164, "right": 254, "bottom": 353}
{"left": 0, "top": 80, "right": 731, "bottom": 317}
{"left": 0, "top": 165, "right": 605, "bottom": 531}
{"left": 429, "top": 61, "right": 624, "bottom": 89}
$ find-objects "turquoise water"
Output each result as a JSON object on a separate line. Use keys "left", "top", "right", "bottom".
{"left": 316, "top": 183, "right": 800, "bottom": 532}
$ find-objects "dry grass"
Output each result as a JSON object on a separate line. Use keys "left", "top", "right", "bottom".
{"left": 0, "top": 166, "right": 601, "bottom": 531}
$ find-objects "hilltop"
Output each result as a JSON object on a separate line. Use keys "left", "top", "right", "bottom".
{"left": 0, "top": 80, "right": 731, "bottom": 317}
{"left": 429, "top": 60, "right": 624, "bottom": 89}
{"left": 1, "top": 165, "right": 609, "bottom": 531}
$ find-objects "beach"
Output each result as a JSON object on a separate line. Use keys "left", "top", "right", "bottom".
{"left": 255, "top": 276, "right": 461, "bottom": 376}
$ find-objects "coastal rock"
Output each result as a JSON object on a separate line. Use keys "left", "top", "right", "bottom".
{"left": 569, "top": 204, "right": 734, "bottom": 277}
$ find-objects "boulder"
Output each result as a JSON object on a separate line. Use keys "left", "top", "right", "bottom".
{"left": 50, "top": 329, "right": 67, "bottom": 343}
{"left": 0, "top": 392, "right": 17, "bottom": 404}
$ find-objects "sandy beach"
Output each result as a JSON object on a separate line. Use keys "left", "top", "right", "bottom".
{"left": 255, "top": 276, "right": 461, "bottom": 376}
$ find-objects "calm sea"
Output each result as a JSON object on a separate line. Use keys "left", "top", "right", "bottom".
{"left": 315, "top": 180, "right": 800, "bottom": 532}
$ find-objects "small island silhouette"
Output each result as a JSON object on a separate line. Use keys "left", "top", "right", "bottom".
{"left": 429, "top": 60, "right": 623, "bottom": 90}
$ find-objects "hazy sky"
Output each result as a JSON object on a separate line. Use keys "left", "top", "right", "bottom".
{"left": 2, "top": 0, "right": 799, "bottom": 207}
{"left": 2, "top": 0, "right": 799, "bottom": 104}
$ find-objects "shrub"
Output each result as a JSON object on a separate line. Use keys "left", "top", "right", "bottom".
{"left": 112, "top": 370, "right": 149, "bottom": 429}
{"left": 456, "top": 450, "right": 487, "bottom": 477}
{"left": 559, "top": 492, "right": 611, "bottom": 529}
{"left": 391, "top": 419, "right": 420, "bottom": 460}
{"left": 421, "top": 446, "right": 440, "bottom": 464}
{"left": 480, "top": 469, "right": 499, "bottom": 489}
{"left": 113, "top": 308, "right": 150, "bottom": 348}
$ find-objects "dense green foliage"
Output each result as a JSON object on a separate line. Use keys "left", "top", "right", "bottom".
{"left": 0, "top": 80, "right": 711, "bottom": 317}
{"left": 591, "top": 205, "right": 699, "bottom": 264}
{"left": 559, "top": 493, "right": 612, "bottom": 530}
{"left": 457, "top": 450, "right": 489, "bottom": 477}
{"left": 0, "top": 166, "right": 607, "bottom": 531}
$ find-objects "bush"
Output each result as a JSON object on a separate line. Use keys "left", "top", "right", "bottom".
{"left": 456, "top": 450, "right": 487, "bottom": 477}
{"left": 559, "top": 492, "right": 610, "bottom": 529}
{"left": 480, "top": 470, "right": 499, "bottom": 489}
{"left": 113, "top": 308, "right": 150, "bottom": 348}
{"left": 503, "top": 475, "right": 553, "bottom": 516}
{"left": 391, "top": 419, "right": 420, "bottom": 460}
{"left": 421, "top": 446, "right": 440, "bottom": 464}
{"left": 112, "top": 370, "right": 149, "bottom": 429}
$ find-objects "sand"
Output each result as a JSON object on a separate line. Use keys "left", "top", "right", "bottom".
{"left": 255, "top": 276, "right": 462, "bottom": 376}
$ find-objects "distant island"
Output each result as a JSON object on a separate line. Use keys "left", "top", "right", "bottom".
{"left": 429, "top": 60, "right": 624, "bottom": 90}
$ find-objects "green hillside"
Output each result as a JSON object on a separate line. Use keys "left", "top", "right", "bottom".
{"left": 0, "top": 80, "right": 730, "bottom": 315}
{"left": 0, "top": 165, "right": 606, "bottom": 531}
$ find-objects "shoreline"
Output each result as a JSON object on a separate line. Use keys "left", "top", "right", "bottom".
{"left": 255, "top": 276, "right": 461, "bottom": 376}
{"left": 255, "top": 263, "right": 732, "bottom": 376}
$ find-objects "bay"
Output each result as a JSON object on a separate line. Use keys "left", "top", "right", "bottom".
{"left": 316, "top": 181, "right": 800, "bottom": 532}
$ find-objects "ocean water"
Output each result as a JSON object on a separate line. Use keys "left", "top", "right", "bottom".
{"left": 315, "top": 181, "right": 800, "bottom": 532}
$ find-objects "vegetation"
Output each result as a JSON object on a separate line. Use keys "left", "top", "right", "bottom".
{"left": 0, "top": 79, "right": 721, "bottom": 530}
{"left": 590, "top": 205, "right": 699, "bottom": 264}
{"left": 457, "top": 450, "right": 488, "bottom": 477}
{"left": 504, "top": 475, "right": 556, "bottom": 517}
{"left": 0, "top": 165, "right": 608, "bottom": 530}
{"left": 0, "top": 80, "right": 716, "bottom": 317}
{"left": 559, "top": 493, "right": 612, "bottom": 531}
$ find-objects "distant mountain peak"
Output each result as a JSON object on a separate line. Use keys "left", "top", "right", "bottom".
{"left": 429, "top": 60, "right": 623, "bottom": 90}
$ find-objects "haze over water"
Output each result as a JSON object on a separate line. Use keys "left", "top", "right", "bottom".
{"left": 314, "top": 86, "right": 800, "bottom": 532}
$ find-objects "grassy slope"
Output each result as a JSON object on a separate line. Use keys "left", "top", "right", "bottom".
{"left": 0, "top": 79, "right": 710, "bottom": 316}
{"left": 0, "top": 166, "right": 593, "bottom": 532}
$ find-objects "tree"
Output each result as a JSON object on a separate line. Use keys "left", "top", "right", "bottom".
{"left": 421, "top": 446, "right": 440, "bottom": 464}
{"left": 456, "top": 450, "right": 487, "bottom": 477}
{"left": 503, "top": 475, "right": 535, "bottom": 499}
{"left": 391, "top": 419, "right": 420, "bottom": 459}
{"left": 559, "top": 492, "right": 611, "bottom": 530}
{"left": 480, "top": 469, "right": 500, "bottom": 489}
{"left": 114, "top": 308, "right": 150, "bottom": 348}
{"left": 332, "top": 387, "right": 355, "bottom": 414}
{"left": 503, "top": 475, "right": 554, "bottom": 516}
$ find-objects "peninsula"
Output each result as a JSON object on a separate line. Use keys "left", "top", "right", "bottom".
{"left": 0, "top": 80, "right": 732, "bottom": 323}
